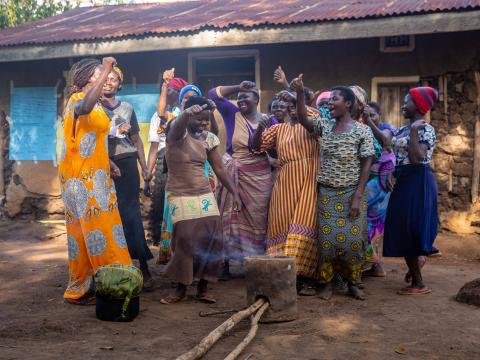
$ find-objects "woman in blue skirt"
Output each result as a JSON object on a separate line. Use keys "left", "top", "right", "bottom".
{"left": 384, "top": 86, "right": 439, "bottom": 296}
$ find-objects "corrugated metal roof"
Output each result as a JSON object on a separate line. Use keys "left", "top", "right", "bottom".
{"left": 1, "top": 0, "right": 479, "bottom": 47}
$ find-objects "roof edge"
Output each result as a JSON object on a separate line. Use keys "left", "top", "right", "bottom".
{"left": 1, "top": 10, "right": 479, "bottom": 63}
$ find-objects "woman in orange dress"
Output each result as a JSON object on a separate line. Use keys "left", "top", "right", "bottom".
{"left": 59, "top": 57, "right": 132, "bottom": 304}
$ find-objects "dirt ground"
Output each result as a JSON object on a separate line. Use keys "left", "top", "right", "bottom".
{"left": 1, "top": 220, "right": 480, "bottom": 360}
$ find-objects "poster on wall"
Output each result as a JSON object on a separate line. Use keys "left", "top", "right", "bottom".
{"left": 117, "top": 83, "right": 160, "bottom": 152}
{"left": 9, "top": 87, "right": 57, "bottom": 161}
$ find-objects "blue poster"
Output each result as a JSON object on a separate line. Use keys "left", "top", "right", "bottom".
{"left": 9, "top": 87, "right": 57, "bottom": 161}
{"left": 117, "top": 84, "right": 160, "bottom": 123}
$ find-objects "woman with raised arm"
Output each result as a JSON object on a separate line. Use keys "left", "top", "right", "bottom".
{"left": 209, "top": 82, "right": 275, "bottom": 278}
{"left": 101, "top": 65, "right": 154, "bottom": 290}
{"left": 252, "top": 92, "right": 320, "bottom": 296}
{"left": 59, "top": 57, "right": 132, "bottom": 305}
{"left": 160, "top": 96, "right": 241, "bottom": 304}
{"left": 292, "top": 75, "right": 375, "bottom": 300}
{"left": 383, "top": 87, "right": 439, "bottom": 296}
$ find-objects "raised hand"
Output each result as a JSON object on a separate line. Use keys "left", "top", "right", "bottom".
{"left": 207, "top": 98, "right": 217, "bottom": 110}
{"left": 274, "top": 66, "right": 287, "bottom": 84}
{"left": 185, "top": 103, "right": 208, "bottom": 115}
{"left": 239, "top": 81, "right": 256, "bottom": 92}
{"left": 102, "top": 57, "right": 117, "bottom": 69}
{"left": 289, "top": 74, "right": 304, "bottom": 94}
{"left": 163, "top": 68, "right": 175, "bottom": 84}
{"left": 277, "top": 90, "right": 296, "bottom": 103}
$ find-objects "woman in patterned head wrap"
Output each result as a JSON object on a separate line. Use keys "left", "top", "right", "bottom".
{"left": 383, "top": 86, "right": 439, "bottom": 296}
{"left": 349, "top": 85, "right": 369, "bottom": 121}
{"left": 101, "top": 65, "right": 154, "bottom": 290}
{"left": 59, "top": 57, "right": 132, "bottom": 305}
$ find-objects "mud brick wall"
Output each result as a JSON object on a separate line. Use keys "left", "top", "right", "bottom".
{"left": 430, "top": 70, "right": 479, "bottom": 231}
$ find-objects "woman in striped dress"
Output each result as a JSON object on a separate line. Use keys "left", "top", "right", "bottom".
{"left": 252, "top": 93, "right": 320, "bottom": 295}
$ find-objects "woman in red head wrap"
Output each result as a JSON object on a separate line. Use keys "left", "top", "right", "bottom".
{"left": 383, "top": 86, "right": 439, "bottom": 296}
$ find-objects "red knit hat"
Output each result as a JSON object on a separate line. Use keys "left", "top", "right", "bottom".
{"left": 168, "top": 77, "right": 189, "bottom": 92}
{"left": 409, "top": 87, "right": 438, "bottom": 114}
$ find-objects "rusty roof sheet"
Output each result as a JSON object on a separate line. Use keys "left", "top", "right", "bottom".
{"left": 1, "top": 0, "right": 479, "bottom": 47}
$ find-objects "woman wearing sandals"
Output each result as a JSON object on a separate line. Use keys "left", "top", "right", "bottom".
{"left": 160, "top": 96, "right": 241, "bottom": 304}
{"left": 384, "top": 86, "right": 439, "bottom": 296}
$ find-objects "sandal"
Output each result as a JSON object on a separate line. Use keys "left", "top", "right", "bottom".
{"left": 65, "top": 295, "right": 96, "bottom": 306}
{"left": 397, "top": 286, "right": 432, "bottom": 296}
{"left": 196, "top": 292, "right": 217, "bottom": 304}
{"left": 160, "top": 293, "right": 185, "bottom": 304}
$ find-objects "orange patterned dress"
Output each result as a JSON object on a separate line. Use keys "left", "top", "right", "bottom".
{"left": 59, "top": 92, "right": 132, "bottom": 300}
{"left": 260, "top": 123, "right": 320, "bottom": 279}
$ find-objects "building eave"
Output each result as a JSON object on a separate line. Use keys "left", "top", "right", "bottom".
{"left": 1, "top": 10, "right": 479, "bottom": 62}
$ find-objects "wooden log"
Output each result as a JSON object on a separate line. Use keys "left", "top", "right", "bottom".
{"left": 471, "top": 70, "right": 480, "bottom": 203}
{"left": 176, "top": 298, "right": 266, "bottom": 360}
{"left": 224, "top": 301, "right": 270, "bottom": 360}
{"left": 245, "top": 256, "right": 297, "bottom": 323}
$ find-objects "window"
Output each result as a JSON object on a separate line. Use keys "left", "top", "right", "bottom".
{"left": 371, "top": 76, "right": 420, "bottom": 129}
{"left": 380, "top": 35, "right": 415, "bottom": 53}
{"left": 188, "top": 50, "right": 260, "bottom": 100}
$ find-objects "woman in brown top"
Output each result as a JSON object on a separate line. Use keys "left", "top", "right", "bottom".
{"left": 161, "top": 96, "right": 241, "bottom": 304}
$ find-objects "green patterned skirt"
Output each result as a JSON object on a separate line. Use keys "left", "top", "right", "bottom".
{"left": 317, "top": 185, "right": 368, "bottom": 285}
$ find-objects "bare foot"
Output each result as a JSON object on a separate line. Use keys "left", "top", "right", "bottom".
{"left": 405, "top": 256, "right": 426, "bottom": 283}
{"left": 348, "top": 285, "right": 367, "bottom": 300}
{"left": 160, "top": 285, "right": 186, "bottom": 304}
{"left": 317, "top": 283, "right": 333, "bottom": 300}
{"left": 363, "top": 263, "right": 387, "bottom": 277}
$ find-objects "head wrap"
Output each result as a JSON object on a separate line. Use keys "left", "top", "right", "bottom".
{"left": 113, "top": 66, "right": 124, "bottom": 83}
{"left": 168, "top": 77, "right": 189, "bottom": 92}
{"left": 178, "top": 85, "right": 202, "bottom": 104}
{"left": 409, "top": 86, "right": 439, "bottom": 114}
{"left": 315, "top": 91, "right": 331, "bottom": 108}
{"left": 349, "top": 85, "right": 369, "bottom": 107}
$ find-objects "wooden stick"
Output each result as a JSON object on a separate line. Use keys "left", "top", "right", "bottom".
{"left": 199, "top": 309, "right": 239, "bottom": 318}
{"left": 176, "top": 298, "right": 266, "bottom": 360}
{"left": 471, "top": 70, "right": 480, "bottom": 203}
{"left": 224, "top": 301, "right": 270, "bottom": 360}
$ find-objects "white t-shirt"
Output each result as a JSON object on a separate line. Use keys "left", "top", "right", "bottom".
{"left": 148, "top": 113, "right": 166, "bottom": 150}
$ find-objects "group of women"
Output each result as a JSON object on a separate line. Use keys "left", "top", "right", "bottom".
{"left": 59, "top": 57, "right": 440, "bottom": 306}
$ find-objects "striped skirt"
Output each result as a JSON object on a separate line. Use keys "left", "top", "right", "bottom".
{"left": 217, "top": 153, "right": 272, "bottom": 262}
{"left": 266, "top": 158, "right": 319, "bottom": 279}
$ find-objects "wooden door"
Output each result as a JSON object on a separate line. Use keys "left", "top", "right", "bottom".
{"left": 378, "top": 83, "right": 415, "bottom": 129}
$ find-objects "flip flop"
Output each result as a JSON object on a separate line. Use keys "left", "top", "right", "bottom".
{"left": 397, "top": 287, "right": 432, "bottom": 295}
{"left": 196, "top": 293, "right": 217, "bottom": 304}
{"left": 160, "top": 293, "right": 185, "bottom": 304}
